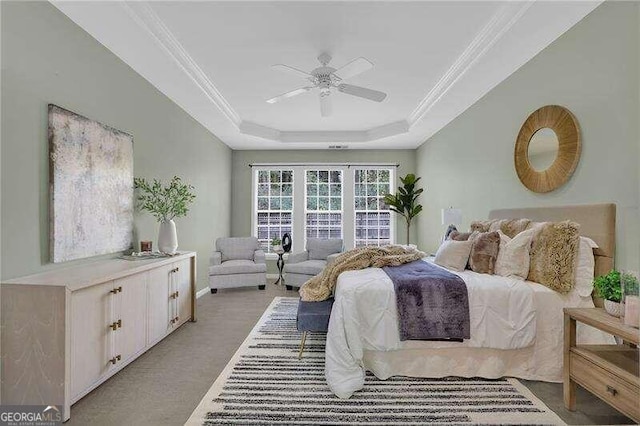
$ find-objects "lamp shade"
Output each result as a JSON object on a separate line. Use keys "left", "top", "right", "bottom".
{"left": 441, "top": 208, "right": 462, "bottom": 226}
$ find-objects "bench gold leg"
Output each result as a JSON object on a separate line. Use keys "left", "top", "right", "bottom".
{"left": 298, "top": 331, "right": 308, "bottom": 359}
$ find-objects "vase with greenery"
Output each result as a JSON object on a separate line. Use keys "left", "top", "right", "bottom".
{"left": 134, "top": 176, "right": 196, "bottom": 254}
{"left": 271, "top": 237, "right": 282, "bottom": 252}
{"left": 383, "top": 173, "right": 423, "bottom": 245}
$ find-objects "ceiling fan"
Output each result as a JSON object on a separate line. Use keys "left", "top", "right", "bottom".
{"left": 266, "top": 53, "right": 387, "bottom": 117}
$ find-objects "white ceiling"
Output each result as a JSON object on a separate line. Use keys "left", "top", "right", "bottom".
{"left": 51, "top": 1, "right": 601, "bottom": 150}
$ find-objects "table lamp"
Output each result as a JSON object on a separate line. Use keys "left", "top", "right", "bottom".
{"left": 441, "top": 207, "right": 462, "bottom": 240}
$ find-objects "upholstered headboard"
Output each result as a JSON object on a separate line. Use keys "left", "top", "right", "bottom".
{"left": 489, "top": 203, "right": 616, "bottom": 278}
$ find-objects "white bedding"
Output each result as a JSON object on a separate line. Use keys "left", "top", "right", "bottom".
{"left": 325, "top": 259, "right": 613, "bottom": 399}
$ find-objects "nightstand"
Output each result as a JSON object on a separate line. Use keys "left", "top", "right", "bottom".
{"left": 564, "top": 308, "right": 639, "bottom": 423}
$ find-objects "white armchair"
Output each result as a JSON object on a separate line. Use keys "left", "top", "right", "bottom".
{"left": 283, "top": 238, "right": 343, "bottom": 290}
{"left": 209, "top": 237, "right": 267, "bottom": 293}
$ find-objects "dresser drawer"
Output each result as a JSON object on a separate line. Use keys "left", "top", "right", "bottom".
{"left": 570, "top": 352, "right": 639, "bottom": 421}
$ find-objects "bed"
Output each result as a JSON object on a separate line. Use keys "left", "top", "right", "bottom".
{"left": 325, "top": 204, "right": 617, "bottom": 399}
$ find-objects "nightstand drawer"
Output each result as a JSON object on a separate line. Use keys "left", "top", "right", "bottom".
{"left": 570, "top": 352, "right": 639, "bottom": 421}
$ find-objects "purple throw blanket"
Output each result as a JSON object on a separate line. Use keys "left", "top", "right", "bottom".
{"left": 383, "top": 260, "right": 470, "bottom": 341}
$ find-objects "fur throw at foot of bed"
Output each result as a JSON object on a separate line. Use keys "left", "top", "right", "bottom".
{"left": 299, "top": 246, "right": 426, "bottom": 302}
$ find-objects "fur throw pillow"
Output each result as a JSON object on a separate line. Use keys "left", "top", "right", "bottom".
{"left": 470, "top": 220, "right": 492, "bottom": 233}
{"left": 468, "top": 231, "right": 500, "bottom": 274}
{"left": 528, "top": 221, "right": 580, "bottom": 293}
{"left": 448, "top": 230, "right": 473, "bottom": 241}
{"left": 487, "top": 218, "right": 531, "bottom": 238}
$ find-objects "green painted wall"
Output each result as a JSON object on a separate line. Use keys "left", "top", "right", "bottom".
{"left": 0, "top": 1, "right": 232, "bottom": 291}
{"left": 415, "top": 2, "right": 640, "bottom": 272}
{"left": 231, "top": 149, "right": 417, "bottom": 273}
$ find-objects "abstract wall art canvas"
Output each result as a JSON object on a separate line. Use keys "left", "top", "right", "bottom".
{"left": 49, "top": 104, "right": 134, "bottom": 263}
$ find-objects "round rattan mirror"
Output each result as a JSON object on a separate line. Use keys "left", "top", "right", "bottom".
{"left": 515, "top": 105, "right": 581, "bottom": 193}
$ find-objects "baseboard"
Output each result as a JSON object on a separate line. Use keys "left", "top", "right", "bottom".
{"left": 196, "top": 287, "right": 210, "bottom": 299}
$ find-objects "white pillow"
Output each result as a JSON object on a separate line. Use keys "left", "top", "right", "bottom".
{"left": 434, "top": 240, "right": 473, "bottom": 272}
{"left": 575, "top": 236, "right": 598, "bottom": 297}
{"left": 494, "top": 229, "right": 534, "bottom": 280}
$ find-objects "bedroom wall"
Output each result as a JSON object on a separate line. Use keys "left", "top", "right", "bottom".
{"left": 231, "top": 149, "right": 417, "bottom": 256}
{"left": 0, "top": 1, "right": 232, "bottom": 291}
{"left": 415, "top": 2, "right": 640, "bottom": 272}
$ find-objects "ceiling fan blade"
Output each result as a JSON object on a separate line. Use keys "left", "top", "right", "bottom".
{"left": 271, "top": 64, "right": 312, "bottom": 79}
{"left": 266, "top": 86, "right": 313, "bottom": 104}
{"left": 320, "top": 92, "right": 332, "bottom": 117}
{"left": 337, "top": 83, "right": 386, "bottom": 102}
{"left": 334, "top": 57, "right": 373, "bottom": 80}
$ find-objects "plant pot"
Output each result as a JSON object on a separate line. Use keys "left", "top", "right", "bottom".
{"left": 158, "top": 219, "right": 178, "bottom": 254}
{"left": 604, "top": 299, "right": 622, "bottom": 317}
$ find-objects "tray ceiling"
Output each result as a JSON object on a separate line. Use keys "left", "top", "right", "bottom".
{"left": 51, "top": 1, "right": 601, "bottom": 150}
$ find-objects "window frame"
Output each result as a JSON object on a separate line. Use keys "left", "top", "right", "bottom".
{"left": 353, "top": 167, "right": 395, "bottom": 247}
{"left": 251, "top": 167, "right": 295, "bottom": 254}
{"left": 251, "top": 164, "right": 396, "bottom": 259}
{"left": 304, "top": 168, "right": 344, "bottom": 246}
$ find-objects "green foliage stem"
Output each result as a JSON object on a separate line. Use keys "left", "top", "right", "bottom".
{"left": 133, "top": 176, "right": 196, "bottom": 223}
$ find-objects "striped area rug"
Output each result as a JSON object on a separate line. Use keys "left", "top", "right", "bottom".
{"left": 186, "top": 297, "right": 564, "bottom": 425}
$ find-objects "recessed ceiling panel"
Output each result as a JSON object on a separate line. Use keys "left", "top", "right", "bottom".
{"left": 150, "top": 1, "right": 499, "bottom": 131}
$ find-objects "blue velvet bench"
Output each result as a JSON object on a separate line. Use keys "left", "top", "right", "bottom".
{"left": 296, "top": 297, "right": 334, "bottom": 359}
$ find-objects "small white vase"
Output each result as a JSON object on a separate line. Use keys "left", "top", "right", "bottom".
{"left": 158, "top": 219, "right": 178, "bottom": 254}
{"left": 604, "top": 299, "right": 622, "bottom": 317}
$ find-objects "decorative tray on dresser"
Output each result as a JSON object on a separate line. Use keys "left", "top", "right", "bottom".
{"left": 564, "top": 308, "right": 639, "bottom": 423}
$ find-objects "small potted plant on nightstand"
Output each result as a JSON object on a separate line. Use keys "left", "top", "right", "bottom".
{"left": 594, "top": 270, "right": 623, "bottom": 317}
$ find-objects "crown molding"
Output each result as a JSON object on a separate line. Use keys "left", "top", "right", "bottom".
{"left": 119, "top": 0, "right": 535, "bottom": 144}
{"left": 408, "top": 0, "right": 534, "bottom": 126}
{"left": 120, "top": 1, "right": 241, "bottom": 126}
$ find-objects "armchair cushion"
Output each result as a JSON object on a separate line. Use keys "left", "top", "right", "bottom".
{"left": 210, "top": 251, "right": 222, "bottom": 266}
{"left": 216, "top": 237, "right": 260, "bottom": 262}
{"left": 209, "top": 259, "right": 267, "bottom": 276}
{"left": 254, "top": 249, "right": 266, "bottom": 264}
{"left": 326, "top": 253, "right": 341, "bottom": 266}
{"left": 286, "top": 251, "right": 309, "bottom": 264}
{"left": 284, "top": 260, "right": 326, "bottom": 276}
{"left": 307, "top": 238, "right": 343, "bottom": 260}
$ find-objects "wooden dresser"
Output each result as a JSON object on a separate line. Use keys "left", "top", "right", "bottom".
{"left": 1, "top": 252, "right": 196, "bottom": 421}
{"left": 564, "top": 308, "right": 639, "bottom": 423}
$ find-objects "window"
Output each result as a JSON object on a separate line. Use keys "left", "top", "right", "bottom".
{"left": 255, "top": 169, "right": 293, "bottom": 252}
{"left": 354, "top": 169, "right": 392, "bottom": 247}
{"left": 305, "top": 170, "right": 342, "bottom": 240}
{"left": 252, "top": 164, "right": 395, "bottom": 255}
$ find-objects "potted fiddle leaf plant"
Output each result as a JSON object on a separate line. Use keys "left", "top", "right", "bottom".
{"left": 134, "top": 176, "right": 196, "bottom": 254}
{"left": 383, "top": 173, "right": 423, "bottom": 245}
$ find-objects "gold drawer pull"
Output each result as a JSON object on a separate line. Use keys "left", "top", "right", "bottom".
{"left": 109, "top": 354, "right": 122, "bottom": 365}
{"left": 109, "top": 319, "right": 122, "bottom": 331}
{"left": 175, "top": 290, "right": 179, "bottom": 298}
{"left": 109, "top": 286, "right": 122, "bottom": 294}
{"left": 170, "top": 267, "right": 180, "bottom": 273}
{"left": 606, "top": 385, "right": 618, "bottom": 396}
